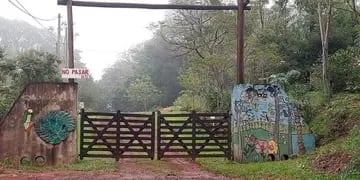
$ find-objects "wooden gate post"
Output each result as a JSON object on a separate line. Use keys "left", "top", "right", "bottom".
{"left": 157, "top": 111, "right": 161, "bottom": 160}
{"left": 115, "top": 110, "right": 121, "bottom": 161}
{"left": 191, "top": 111, "right": 197, "bottom": 161}
{"left": 227, "top": 112, "right": 232, "bottom": 160}
{"left": 79, "top": 108, "right": 85, "bottom": 160}
{"left": 151, "top": 112, "right": 156, "bottom": 160}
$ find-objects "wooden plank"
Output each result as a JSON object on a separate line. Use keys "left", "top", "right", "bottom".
{"left": 83, "top": 124, "right": 117, "bottom": 128}
{"left": 120, "top": 136, "right": 152, "bottom": 140}
{"left": 160, "top": 131, "right": 219, "bottom": 135}
{"left": 195, "top": 148, "right": 230, "bottom": 152}
{"left": 84, "top": 142, "right": 152, "bottom": 147}
{"left": 82, "top": 154, "right": 114, "bottom": 158}
{"left": 120, "top": 131, "right": 152, "bottom": 135}
{"left": 159, "top": 114, "right": 192, "bottom": 118}
{"left": 86, "top": 148, "right": 116, "bottom": 152}
{"left": 120, "top": 119, "right": 152, "bottom": 122}
{"left": 195, "top": 126, "right": 229, "bottom": 130}
{"left": 83, "top": 130, "right": 115, "bottom": 134}
{"left": 82, "top": 130, "right": 152, "bottom": 135}
{"left": 118, "top": 155, "right": 153, "bottom": 158}
{"left": 161, "top": 131, "right": 192, "bottom": 135}
{"left": 161, "top": 137, "right": 228, "bottom": 141}
{"left": 83, "top": 136, "right": 116, "bottom": 139}
{"left": 84, "top": 118, "right": 115, "bottom": 122}
{"left": 196, "top": 113, "right": 229, "bottom": 117}
{"left": 119, "top": 125, "right": 152, "bottom": 129}
{"left": 84, "top": 124, "right": 153, "bottom": 129}
{"left": 84, "top": 112, "right": 116, "bottom": 116}
{"left": 83, "top": 142, "right": 117, "bottom": 146}
{"left": 121, "top": 114, "right": 153, "bottom": 118}
{"left": 119, "top": 149, "right": 151, "bottom": 152}
{"left": 159, "top": 120, "right": 191, "bottom": 124}
{"left": 158, "top": 148, "right": 192, "bottom": 152}
{"left": 195, "top": 120, "right": 229, "bottom": 123}
{"left": 159, "top": 142, "right": 229, "bottom": 147}
{"left": 159, "top": 154, "right": 192, "bottom": 158}
{"left": 197, "top": 154, "right": 229, "bottom": 158}
{"left": 159, "top": 142, "right": 193, "bottom": 146}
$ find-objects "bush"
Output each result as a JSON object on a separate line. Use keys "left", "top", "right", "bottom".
{"left": 173, "top": 93, "right": 208, "bottom": 112}
{"left": 309, "top": 93, "right": 360, "bottom": 143}
{"left": 330, "top": 47, "right": 360, "bottom": 93}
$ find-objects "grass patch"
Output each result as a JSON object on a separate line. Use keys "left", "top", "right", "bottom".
{"left": 0, "top": 159, "right": 118, "bottom": 172}
{"left": 197, "top": 158, "right": 336, "bottom": 180}
{"left": 59, "top": 159, "right": 118, "bottom": 172}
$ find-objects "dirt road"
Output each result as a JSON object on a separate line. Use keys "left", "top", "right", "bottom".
{"left": 0, "top": 158, "right": 236, "bottom": 180}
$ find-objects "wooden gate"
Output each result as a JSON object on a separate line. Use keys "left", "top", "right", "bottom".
{"left": 157, "top": 112, "right": 231, "bottom": 160}
{"left": 79, "top": 110, "right": 155, "bottom": 160}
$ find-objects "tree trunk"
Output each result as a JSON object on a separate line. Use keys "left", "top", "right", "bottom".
{"left": 294, "top": 110, "right": 306, "bottom": 155}
{"left": 317, "top": 1, "right": 332, "bottom": 98}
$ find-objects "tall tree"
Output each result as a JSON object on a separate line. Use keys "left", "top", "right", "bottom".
{"left": 127, "top": 76, "right": 162, "bottom": 111}
{"left": 317, "top": 0, "right": 333, "bottom": 98}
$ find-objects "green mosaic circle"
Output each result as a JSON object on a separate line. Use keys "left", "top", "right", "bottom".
{"left": 35, "top": 111, "right": 75, "bottom": 145}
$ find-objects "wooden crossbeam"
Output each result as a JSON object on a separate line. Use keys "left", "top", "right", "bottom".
{"left": 58, "top": 0, "right": 251, "bottom": 10}
{"left": 159, "top": 117, "right": 193, "bottom": 156}
{"left": 81, "top": 115, "right": 117, "bottom": 156}
{"left": 119, "top": 117, "right": 152, "bottom": 156}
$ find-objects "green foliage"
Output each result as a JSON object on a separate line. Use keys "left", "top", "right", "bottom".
{"left": 0, "top": 49, "right": 61, "bottom": 120}
{"left": 173, "top": 93, "right": 208, "bottom": 112}
{"left": 310, "top": 93, "right": 360, "bottom": 142}
{"left": 330, "top": 47, "right": 360, "bottom": 93}
{"left": 127, "top": 76, "right": 162, "bottom": 111}
{"left": 11, "top": 50, "right": 61, "bottom": 87}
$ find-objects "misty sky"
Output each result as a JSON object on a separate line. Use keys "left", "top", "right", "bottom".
{"left": 0, "top": 0, "right": 169, "bottom": 80}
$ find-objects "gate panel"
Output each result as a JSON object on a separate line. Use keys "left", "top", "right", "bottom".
{"left": 158, "top": 112, "right": 231, "bottom": 160}
{"left": 194, "top": 113, "right": 231, "bottom": 158}
{"left": 157, "top": 113, "right": 193, "bottom": 159}
{"left": 118, "top": 112, "right": 155, "bottom": 159}
{"left": 80, "top": 111, "right": 117, "bottom": 159}
{"left": 79, "top": 110, "right": 155, "bottom": 160}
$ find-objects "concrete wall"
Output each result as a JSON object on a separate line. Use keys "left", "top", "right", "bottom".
{"left": 231, "top": 84, "right": 315, "bottom": 162}
{"left": 0, "top": 83, "right": 78, "bottom": 166}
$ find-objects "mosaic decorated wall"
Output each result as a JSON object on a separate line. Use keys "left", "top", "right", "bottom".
{"left": 231, "top": 84, "right": 315, "bottom": 162}
{"left": 0, "top": 83, "right": 78, "bottom": 166}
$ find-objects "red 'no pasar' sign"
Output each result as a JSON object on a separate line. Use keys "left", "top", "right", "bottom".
{"left": 61, "top": 68, "right": 90, "bottom": 79}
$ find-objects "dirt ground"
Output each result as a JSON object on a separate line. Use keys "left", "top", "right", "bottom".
{"left": 311, "top": 152, "right": 352, "bottom": 175}
{"left": 0, "top": 158, "right": 236, "bottom": 180}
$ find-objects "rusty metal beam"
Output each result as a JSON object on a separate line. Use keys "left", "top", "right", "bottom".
{"left": 57, "top": 0, "right": 250, "bottom": 10}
